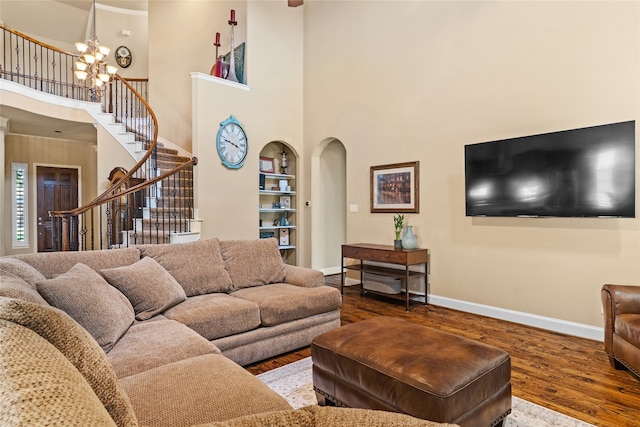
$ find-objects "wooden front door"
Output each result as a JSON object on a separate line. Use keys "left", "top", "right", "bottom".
{"left": 37, "top": 166, "right": 79, "bottom": 252}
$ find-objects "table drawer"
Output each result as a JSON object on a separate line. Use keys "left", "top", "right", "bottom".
{"left": 343, "top": 246, "right": 373, "bottom": 260}
{"left": 370, "top": 249, "right": 407, "bottom": 264}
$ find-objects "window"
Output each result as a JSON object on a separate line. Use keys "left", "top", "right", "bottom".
{"left": 12, "top": 163, "right": 28, "bottom": 247}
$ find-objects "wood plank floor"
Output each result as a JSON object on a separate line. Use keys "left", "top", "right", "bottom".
{"left": 245, "top": 275, "right": 640, "bottom": 427}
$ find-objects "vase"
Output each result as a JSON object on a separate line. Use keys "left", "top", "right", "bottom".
{"left": 393, "top": 239, "right": 403, "bottom": 249}
{"left": 401, "top": 226, "right": 418, "bottom": 250}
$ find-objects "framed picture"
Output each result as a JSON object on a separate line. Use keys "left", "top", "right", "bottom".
{"left": 279, "top": 228, "right": 290, "bottom": 246}
{"left": 370, "top": 161, "right": 419, "bottom": 213}
{"left": 260, "top": 157, "right": 275, "bottom": 173}
{"left": 280, "top": 196, "right": 291, "bottom": 209}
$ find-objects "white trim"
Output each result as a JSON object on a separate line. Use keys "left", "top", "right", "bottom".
{"left": 191, "top": 72, "right": 252, "bottom": 91}
{"left": 336, "top": 275, "right": 603, "bottom": 341}
{"left": 96, "top": 2, "right": 148, "bottom": 17}
{"left": 429, "top": 294, "right": 604, "bottom": 342}
{"left": 319, "top": 266, "right": 342, "bottom": 276}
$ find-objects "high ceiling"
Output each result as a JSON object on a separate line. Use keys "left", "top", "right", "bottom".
{"left": 0, "top": 1, "right": 146, "bottom": 142}
{"left": 57, "top": 1, "right": 148, "bottom": 12}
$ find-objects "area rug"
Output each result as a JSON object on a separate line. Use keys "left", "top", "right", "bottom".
{"left": 257, "top": 357, "right": 595, "bottom": 427}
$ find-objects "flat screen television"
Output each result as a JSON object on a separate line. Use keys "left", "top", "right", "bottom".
{"left": 465, "top": 121, "right": 636, "bottom": 218}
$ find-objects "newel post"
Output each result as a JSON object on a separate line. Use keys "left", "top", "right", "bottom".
{"left": 61, "top": 216, "right": 70, "bottom": 252}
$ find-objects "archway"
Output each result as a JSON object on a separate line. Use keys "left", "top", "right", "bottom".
{"left": 311, "top": 138, "right": 346, "bottom": 273}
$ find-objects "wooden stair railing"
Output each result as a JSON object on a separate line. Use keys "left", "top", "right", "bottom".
{"left": 1, "top": 24, "right": 198, "bottom": 251}
{"left": 49, "top": 74, "right": 198, "bottom": 251}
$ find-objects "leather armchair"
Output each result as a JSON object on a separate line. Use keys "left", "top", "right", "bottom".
{"left": 601, "top": 284, "right": 640, "bottom": 378}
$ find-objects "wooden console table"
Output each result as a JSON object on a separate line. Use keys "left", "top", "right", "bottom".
{"left": 341, "top": 243, "right": 428, "bottom": 311}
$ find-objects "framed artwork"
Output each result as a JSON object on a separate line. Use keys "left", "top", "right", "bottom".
{"left": 260, "top": 157, "right": 275, "bottom": 173}
{"left": 279, "top": 228, "right": 290, "bottom": 246}
{"left": 370, "top": 161, "right": 419, "bottom": 213}
{"left": 280, "top": 196, "right": 291, "bottom": 209}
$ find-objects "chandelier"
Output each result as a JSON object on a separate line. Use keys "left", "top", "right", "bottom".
{"left": 74, "top": 0, "right": 117, "bottom": 97}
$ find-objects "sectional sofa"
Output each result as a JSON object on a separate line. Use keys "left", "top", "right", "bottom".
{"left": 0, "top": 237, "right": 458, "bottom": 426}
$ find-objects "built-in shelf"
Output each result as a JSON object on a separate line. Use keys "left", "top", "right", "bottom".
{"left": 260, "top": 172, "right": 294, "bottom": 179}
{"left": 259, "top": 190, "right": 297, "bottom": 195}
{"left": 259, "top": 208, "right": 296, "bottom": 213}
{"left": 259, "top": 144, "right": 297, "bottom": 265}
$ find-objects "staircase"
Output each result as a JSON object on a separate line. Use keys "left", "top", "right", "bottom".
{"left": 104, "top": 128, "right": 202, "bottom": 248}
{"left": 0, "top": 23, "right": 200, "bottom": 251}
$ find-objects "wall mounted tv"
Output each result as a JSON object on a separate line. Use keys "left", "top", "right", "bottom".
{"left": 465, "top": 121, "right": 635, "bottom": 218}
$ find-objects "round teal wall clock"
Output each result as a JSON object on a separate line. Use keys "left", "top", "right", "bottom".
{"left": 216, "top": 115, "right": 248, "bottom": 169}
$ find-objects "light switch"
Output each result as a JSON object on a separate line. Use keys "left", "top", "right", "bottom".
{"left": 349, "top": 204, "right": 358, "bottom": 213}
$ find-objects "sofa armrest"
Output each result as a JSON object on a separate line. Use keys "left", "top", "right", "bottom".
{"left": 601, "top": 284, "right": 640, "bottom": 354}
{"left": 283, "top": 264, "right": 325, "bottom": 288}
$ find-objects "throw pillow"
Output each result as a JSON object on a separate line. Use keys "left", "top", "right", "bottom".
{"left": 0, "top": 297, "right": 138, "bottom": 427}
{"left": 0, "top": 274, "right": 50, "bottom": 306}
{"left": 138, "top": 238, "right": 233, "bottom": 296}
{"left": 101, "top": 257, "right": 187, "bottom": 321}
{"left": 0, "top": 319, "right": 118, "bottom": 426}
{"left": 36, "top": 263, "right": 134, "bottom": 352}
{"left": 219, "top": 238, "right": 285, "bottom": 290}
{"left": 0, "top": 257, "right": 46, "bottom": 286}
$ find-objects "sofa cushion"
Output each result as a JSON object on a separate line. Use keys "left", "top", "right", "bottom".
{"left": 163, "top": 293, "right": 261, "bottom": 340}
{"left": 0, "top": 318, "right": 118, "bottom": 426}
{"left": 119, "top": 353, "right": 292, "bottom": 427}
{"left": 0, "top": 297, "right": 138, "bottom": 427}
{"left": 0, "top": 257, "right": 47, "bottom": 286}
{"left": 0, "top": 273, "right": 49, "bottom": 305}
{"left": 139, "top": 238, "right": 233, "bottom": 296}
{"left": 231, "top": 283, "right": 342, "bottom": 326}
{"left": 13, "top": 247, "right": 141, "bottom": 279}
{"left": 107, "top": 318, "right": 221, "bottom": 378}
{"left": 101, "top": 257, "right": 187, "bottom": 321}
{"left": 220, "top": 238, "right": 285, "bottom": 290}
{"left": 36, "top": 263, "right": 135, "bottom": 352}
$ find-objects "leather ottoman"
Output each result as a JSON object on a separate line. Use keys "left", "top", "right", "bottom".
{"left": 311, "top": 316, "right": 511, "bottom": 427}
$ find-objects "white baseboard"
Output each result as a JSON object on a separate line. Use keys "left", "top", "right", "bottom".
{"left": 326, "top": 272, "right": 603, "bottom": 341}
{"left": 319, "top": 266, "right": 342, "bottom": 276}
{"left": 429, "top": 295, "right": 604, "bottom": 342}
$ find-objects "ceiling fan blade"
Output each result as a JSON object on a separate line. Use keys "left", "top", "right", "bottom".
{"left": 288, "top": 0, "right": 303, "bottom": 7}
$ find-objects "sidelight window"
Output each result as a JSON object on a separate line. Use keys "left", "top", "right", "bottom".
{"left": 12, "top": 163, "right": 28, "bottom": 247}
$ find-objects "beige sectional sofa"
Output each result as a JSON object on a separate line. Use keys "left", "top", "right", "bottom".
{"left": 0, "top": 237, "right": 455, "bottom": 426}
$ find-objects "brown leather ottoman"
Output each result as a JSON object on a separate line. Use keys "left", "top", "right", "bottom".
{"left": 311, "top": 316, "right": 511, "bottom": 427}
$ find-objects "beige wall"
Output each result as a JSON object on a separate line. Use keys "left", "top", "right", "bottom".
{"left": 0, "top": 1, "right": 148, "bottom": 78}
{"left": 149, "top": 1, "right": 248, "bottom": 151}
{"left": 302, "top": 0, "right": 640, "bottom": 327}
{"left": 96, "top": 5, "right": 148, "bottom": 79}
{"left": 191, "top": 1, "right": 303, "bottom": 246}
{"left": 3, "top": 134, "right": 97, "bottom": 255}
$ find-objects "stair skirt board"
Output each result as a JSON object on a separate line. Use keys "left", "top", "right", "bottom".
{"left": 118, "top": 231, "right": 200, "bottom": 246}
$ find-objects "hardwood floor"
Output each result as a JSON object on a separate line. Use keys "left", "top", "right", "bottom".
{"left": 245, "top": 275, "right": 640, "bottom": 427}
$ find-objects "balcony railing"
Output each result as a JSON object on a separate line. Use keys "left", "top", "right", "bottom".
{"left": 1, "top": 24, "right": 197, "bottom": 251}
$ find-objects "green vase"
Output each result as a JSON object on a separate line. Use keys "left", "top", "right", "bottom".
{"left": 401, "top": 226, "right": 418, "bottom": 249}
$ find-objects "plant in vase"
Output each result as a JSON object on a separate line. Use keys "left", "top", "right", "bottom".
{"left": 393, "top": 214, "right": 405, "bottom": 249}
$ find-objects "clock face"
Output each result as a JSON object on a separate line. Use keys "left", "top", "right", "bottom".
{"left": 216, "top": 116, "right": 248, "bottom": 168}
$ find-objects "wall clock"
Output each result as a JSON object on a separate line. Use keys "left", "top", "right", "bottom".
{"left": 115, "top": 46, "right": 132, "bottom": 68}
{"left": 216, "top": 115, "right": 248, "bottom": 169}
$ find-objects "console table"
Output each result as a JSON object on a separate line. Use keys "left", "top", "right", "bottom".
{"left": 341, "top": 243, "right": 428, "bottom": 311}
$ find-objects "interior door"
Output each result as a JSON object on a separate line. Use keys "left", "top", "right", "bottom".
{"left": 37, "top": 166, "right": 79, "bottom": 252}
